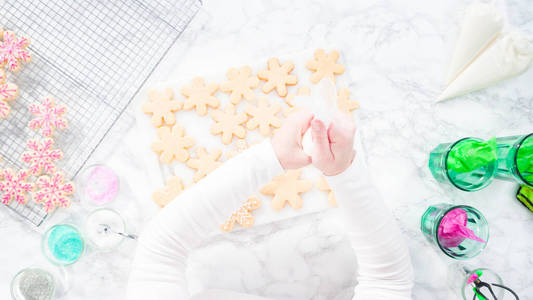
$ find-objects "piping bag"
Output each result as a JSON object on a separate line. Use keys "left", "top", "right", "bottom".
{"left": 291, "top": 79, "right": 338, "bottom": 156}
{"left": 438, "top": 208, "right": 486, "bottom": 248}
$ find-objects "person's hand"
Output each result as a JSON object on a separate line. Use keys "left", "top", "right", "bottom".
{"left": 271, "top": 110, "right": 314, "bottom": 170}
{"left": 311, "top": 112, "right": 356, "bottom": 176}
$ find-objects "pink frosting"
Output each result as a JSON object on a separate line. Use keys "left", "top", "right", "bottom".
{"left": 84, "top": 166, "right": 119, "bottom": 205}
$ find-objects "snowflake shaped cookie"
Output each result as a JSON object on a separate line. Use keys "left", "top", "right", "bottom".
{"left": 337, "top": 88, "right": 359, "bottom": 114}
{"left": 226, "top": 139, "right": 250, "bottom": 160}
{"left": 245, "top": 97, "right": 282, "bottom": 136}
{"left": 0, "top": 69, "right": 18, "bottom": 119}
{"left": 29, "top": 97, "right": 68, "bottom": 137}
{"left": 151, "top": 124, "right": 195, "bottom": 163}
{"left": 260, "top": 169, "right": 312, "bottom": 211}
{"left": 210, "top": 105, "right": 247, "bottom": 145}
{"left": 34, "top": 172, "right": 74, "bottom": 213}
{"left": 0, "top": 30, "right": 31, "bottom": 72}
{"left": 221, "top": 66, "right": 259, "bottom": 104}
{"left": 0, "top": 168, "right": 34, "bottom": 205}
{"left": 221, "top": 195, "right": 262, "bottom": 232}
{"left": 21, "top": 138, "right": 63, "bottom": 176}
{"left": 187, "top": 147, "right": 223, "bottom": 183}
{"left": 258, "top": 58, "right": 298, "bottom": 97}
{"left": 285, "top": 86, "right": 311, "bottom": 107}
{"left": 152, "top": 176, "right": 185, "bottom": 208}
{"left": 142, "top": 88, "right": 182, "bottom": 127}
{"left": 316, "top": 176, "right": 337, "bottom": 207}
{"left": 306, "top": 49, "right": 345, "bottom": 84}
{"left": 181, "top": 77, "right": 220, "bottom": 116}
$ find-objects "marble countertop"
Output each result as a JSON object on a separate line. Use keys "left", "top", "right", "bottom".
{"left": 1, "top": 0, "right": 533, "bottom": 299}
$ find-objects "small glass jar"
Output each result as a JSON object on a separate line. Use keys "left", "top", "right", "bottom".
{"left": 494, "top": 133, "right": 533, "bottom": 186}
{"left": 446, "top": 264, "right": 504, "bottom": 300}
{"left": 421, "top": 204, "right": 489, "bottom": 259}
{"left": 42, "top": 224, "right": 85, "bottom": 266}
{"left": 11, "top": 268, "right": 55, "bottom": 300}
{"left": 78, "top": 164, "right": 120, "bottom": 206}
{"left": 84, "top": 208, "right": 126, "bottom": 251}
{"left": 429, "top": 137, "right": 497, "bottom": 191}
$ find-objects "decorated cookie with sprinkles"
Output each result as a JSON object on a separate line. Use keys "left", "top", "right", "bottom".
{"left": 0, "top": 30, "right": 31, "bottom": 73}
{"left": 0, "top": 69, "right": 18, "bottom": 119}
{"left": 34, "top": 172, "right": 74, "bottom": 213}
{"left": 0, "top": 168, "right": 34, "bottom": 205}
{"left": 29, "top": 97, "right": 68, "bottom": 137}
{"left": 221, "top": 195, "right": 262, "bottom": 232}
{"left": 21, "top": 138, "right": 63, "bottom": 176}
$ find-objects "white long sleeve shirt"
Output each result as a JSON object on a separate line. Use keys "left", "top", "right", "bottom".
{"left": 126, "top": 140, "right": 413, "bottom": 299}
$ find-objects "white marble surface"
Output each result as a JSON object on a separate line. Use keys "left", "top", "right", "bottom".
{"left": 1, "top": 0, "right": 533, "bottom": 299}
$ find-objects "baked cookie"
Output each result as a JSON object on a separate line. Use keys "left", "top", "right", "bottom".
{"left": 152, "top": 176, "right": 184, "bottom": 208}
{"left": 0, "top": 69, "right": 18, "bottom": 119}
{"left": 258, "top": 58, "right": 298, "bottom": 97}
{"left": 142, "top": 88, "right": 182, "bottom": 127}
{"left": 186, "top": 147, "right": 223, "bottom": 182}
{"left": 210, "top": 105, "right": 247, "bottom": 145}
{"left": 226, "top": 139, "right": 249, "bottom": 160}
{"left": 21, "top": 138, "right": 63, "bottom": 176}
{"left": 221, "top": 66, "right": 259, "bottom": 104}
{"left": 282, "top": 105, "right": 303, "bottom": 118}
{"left": 221, "top": 195, "right": 262, "bottom": 232}
{"left": 285, "top": 86, "right": 311, "bottom": 107}
{"left": 306, "top": 49, "right": 345, "bottom": 84}
{"left": 0, "top": 168, "right": 34, "bottom": 205}
{"left": 28, "top": 97, "right": 68, "bottom": 138}
{"left": 151, "top": 124, "right": 195, "bottom": 163}
{"left": 316, "top": 176, "right": 338, "bottom": 207}
{"left": 181, "top": 77, "right": 220, "bottom": 116}
{"left": 337, "top": 88, "right": 359, "bottom": 114}
{"left": 0, "top": 30, "right": 31, "bottom": 72}
{"left": 245, "top": 97, "right": 282, "bottom": 136}
{"left": 34, "top": 172, "right": 74, "bottom": 213}
{"left": 260, "top": 169, "right": 312, "bottom": 211}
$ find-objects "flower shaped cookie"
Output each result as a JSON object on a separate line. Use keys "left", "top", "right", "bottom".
{"left": 186, "top": 147, "right": 223, "bottom": 182}
{"left": 142, "top": 88, "right": 182, "bottom": 127}
{"left": 245, "top": 97, "right": 282, "bottom": 136}
{"left": 337, "top": 88, "right": 359, "bottom": 114}
{"left": 151, "top": 124, "right": 195, "bottom": 163}
{"left": 28, "top": 97, "right": 68, "bottom": 137}
{"left": 21, "top": 138, "right": 63, "bottom": 176}
{"left": 258, "top": 58, "right": 298, "bottom": 97}
{"left": 0, "top": 69, "right": 18, "bottom": 119}
{"left": 33, "top": 172, "right": 74, "bottom": 213}
{"left": 221, "top": 195, "right": 262, "bottom": 232}
{"left": 0, "top": 169, "right": 34, "bottom": 205}
{"left": 306, "top": 49, "right": 345, "bottom": 84}
{"left": 0, "top": 30, "right": 31, "bottom": 72}
{"left": 260, "top": 169, "right": 312, "bottom": 211}
{"left": 181, "top": 77, "right": 220, "bottom": 116}
{"left": 210, "top": 105, "right": 247, "bottom": 145}
{"left": 221, "top": 66, "right": 259, "bottom": 104}
{"left": 152, "top": 176, "right": 185, "bottom": 208}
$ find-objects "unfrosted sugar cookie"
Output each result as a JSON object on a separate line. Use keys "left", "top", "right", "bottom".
{"left": 337, "top": 88, "right": 359, "bottom": 114}
{"left": 0, "top": 168, "right": 34, "bottom": 205}
{"left": 181, "top": 77, "right": 220, "bottom": 116}
{"left": 0, "top": 30, "right": 31, "bottom": 72}
{"left": 285, "top": 86, "right": 311, "bottom": 107}
{"left": 151, "top": 124, "right": 195, "bottom": 163}
{"left": 226, "top": 139, "right": 249, "bottom": 160}
{"left": 245, "top": 97, "right": 282, "bottom": 136}
{"left": 21, "top": 138, "right": 63, "bottom": 176}
{"left": 186, "top": 147, "right": 223, "bottom": 183}
{"left": 29, "top": 97, "right": 68, "bottom": 137}
{"left": 258, "top": 58, "right": 298, "bottom": 97}
{"left": 316, "top": 176, "right": 337, "bottom": 207}
{"left": 142, "top": 88, "right": 182, "bottom": 127}
{"left": 210, "top": 105, "right": 247, "bottom": 145}
{"left": 260, "top": 169, "right": 312, "bottom": 211}
{"left": 221, "top": 195, "right": 261, "bottom": 232}
{"left": 306, "top": 49, "right": 345, "bottom": 84}
{"left": 152, "top": 176, "right": 184, "bottom": 208}
{"left": 34, "top": 172, "right": 74, "bottom": 213}
{"left": 221, "top": 66, "right": 259, "bottom": 104}
{"left": 0, "top": 69, "right": 18, "bottom": 119}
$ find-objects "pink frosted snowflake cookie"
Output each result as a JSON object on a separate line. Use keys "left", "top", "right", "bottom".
{"left": 34, "top": 172, "right": 74, "bottom": 213}
{"left": 21, "top": 138, "right": 63, "bottom": 176}
{"left": 0, "top": 30, "right": 31, "bottom": 72}
{"left": 0, "top": 69, "right": 18, "bottom": 119}
{"left": 0, "top": 168, "right": 34, "bottom": 205}
{"left": 29, "top": 97, "right": 68, "bottom": 137}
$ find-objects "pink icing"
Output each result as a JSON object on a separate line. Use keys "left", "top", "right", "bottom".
{"left": 34, "top": 172, "right": 74, "bottom": 213}
{"left": 21, "top": 138, "right": 63, "bottom": 175}
{"left": 438, "top": 208, "right": 485, "bottom": 248}
{"left": 28, "top": 97, "right": 68, "bottom": 137}
{"left": 0, "top": 168, "right": 34, "bottom": 205}
{"left": 0, "top": 70, "right": 18, "bottom": 118}
{"left": 84, "top": 166, "right": 119, "bottom": 205}
{"left": 0, "top": 31, "right": 31, "bottom": 72}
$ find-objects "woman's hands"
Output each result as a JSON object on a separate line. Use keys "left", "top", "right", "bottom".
{"left": 272, "top": 110, "right": 356, "bottom": 176}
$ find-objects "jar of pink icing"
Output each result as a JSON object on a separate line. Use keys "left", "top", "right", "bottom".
{"left": 78, "top": 165, "right": 120, "bottom": 206}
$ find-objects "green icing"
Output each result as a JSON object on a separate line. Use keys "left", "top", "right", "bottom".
{"left": 516, "top": 136, "right": 533, "bottom": 184}
{"left": 447, "top": 138, "right": 497, "bottom": 173}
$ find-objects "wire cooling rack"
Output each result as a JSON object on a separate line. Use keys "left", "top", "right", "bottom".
{"left": 0, "top": 0, "right": 202, "bottom": 226}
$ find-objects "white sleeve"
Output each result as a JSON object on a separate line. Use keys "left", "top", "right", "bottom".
{"left": 126, "top": 140, "right": 284, "bottom": 300}
{"left": 326, "top": 150, "right": 414, "bottom": 300}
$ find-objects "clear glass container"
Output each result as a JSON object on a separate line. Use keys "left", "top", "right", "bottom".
{"left": 11, "top": 268, "right": 55, "bottom": 300}
{"left": 78, "top": 164, "right": 120, "bottom": 206}
{"left": 84, "top": 208, "right": 126, "bottom": 251}
{"left": 42, "top": 224, "right": 85, "bottom": 266}
{"left": 494, "top": 133, "right": 533, "bottom": 186}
